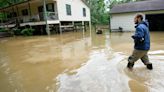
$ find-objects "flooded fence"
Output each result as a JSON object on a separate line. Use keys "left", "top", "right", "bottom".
{"left": 0, "top": 28, "right": 13, "bottom": 38}
{"left": 0, "top": 21, "right": 90, "bottom": 36}
{"left": 0, "top": 31, "right": 12, "bottom": 38}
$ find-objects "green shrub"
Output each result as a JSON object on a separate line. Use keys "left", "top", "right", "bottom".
{"left": 0, "top": 28, "right": 6, "bottom": 32}
{"left": 13, "top": 28, "right": 21, "bottom": 35}
{"left": 21, "top": 28, "right": 35, "bottom": 36}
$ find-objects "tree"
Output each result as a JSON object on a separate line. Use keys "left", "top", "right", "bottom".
{"left": 84, "top": 0, "right": 109, "bottom": 25}
{"left": 0, "top": 0, "right": 26, "bottom": 8}
{"left": 108, "top": 0, "right": 146, "bottom": 9}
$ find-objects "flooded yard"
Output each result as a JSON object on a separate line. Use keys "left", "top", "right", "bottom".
{"left": 0, "top": 31, "right": 164, "bottom": 92}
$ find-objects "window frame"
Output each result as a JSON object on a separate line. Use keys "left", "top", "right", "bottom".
{"left": 21, "top": 9, "right": 28, "bottom": 16}
{"left": 66, "top": 4, "right": 72, "bottom": 16}
{"left": 46, "top": 3, "right": 55, "bottom": 12}
{"left": 83, "top": 8, "right": 86, "bottom": 17}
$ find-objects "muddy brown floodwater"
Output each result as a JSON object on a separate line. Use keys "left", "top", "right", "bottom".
{"left": 0, "top": 31, "right": 164, "bottom": 92}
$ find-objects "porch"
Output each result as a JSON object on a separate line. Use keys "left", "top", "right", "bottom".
{"left": 0, "top": 0, "right": 58, "bottom": 28}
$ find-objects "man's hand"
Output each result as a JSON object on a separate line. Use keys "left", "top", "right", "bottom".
{"left": 132, "top": 35, "right": 144, "bottom": 43}
{"left": 131, "top": 35, "right": 135, "bottom": 39}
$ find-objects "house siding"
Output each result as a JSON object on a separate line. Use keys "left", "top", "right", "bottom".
{"left": 57, "top": 0, "right": 90, "bottom": 21}
{"left": 111, "top": 13, "right": 136, "bottom": 31}
{"left": 110, "top": 10, "right": 164, "bottom": 31}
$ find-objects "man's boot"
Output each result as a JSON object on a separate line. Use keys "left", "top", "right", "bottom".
{"left": 141, "top": 60, "right": 153, "bottom": 70}
{"left": 127, "top": 62, "right": 134, "bottom": 69}
{"left": 146, "top": 63, "right": 153, "bottom": 70}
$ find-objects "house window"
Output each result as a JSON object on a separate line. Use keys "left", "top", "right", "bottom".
{"left": 38, "top": 3, "right": 54, "bottom": 13}
{"left": 12, "top": 12, "right": 17, "bottom": 17}
{"left": 46, "top": 3, "right": 54, "bottom": 12}
{"left": 22, "top": 9, "right": 28, "bottom": 16}
{"left": 38, "top": 6, "right": 43, "bottom": 12}
{"left": 7, "top": 13, "right": 11, "bottom": 18}
{"left": 83, "top": 8, "right": 86, "bottom": 17}
{"left": 66, "top": 4, "right": 71, "bottom": 16}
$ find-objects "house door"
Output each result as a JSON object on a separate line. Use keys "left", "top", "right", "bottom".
{"left": 38, "top": 3, "right": 55, "bottom": 21}
{"left": 38, "top": 6, "right": 44, "bottom": 21}
{"left": 146, "top": 14, "right": 164, "bottom": 31}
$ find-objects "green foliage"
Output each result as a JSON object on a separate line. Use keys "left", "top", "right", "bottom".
{"left": 0, "top": 0, "right": 26, "bottom": 8}
{"left": 83, "top": 0, "right": 146, "bottom": 25}
{"left": 0, "top": 13, "right": 7, "bottom": 20}
{"left": 13, "top": 28, "right": 21, "bottom": 35}
{"left": 21, "top": 28, "right": 35, "bottom": 36}
{"left": 13, "top": 26, "right": 35, "bottom": 36}
{"left": 85, "top": 0, "right": 109, "bottom": 25}
{"left": 0, "top": 13, "right": 3, "bottom": 18}
{"left": 0, "top": 28, "right": 6, "bottom": 32}
{"left": 109, "top": 0, "right": 146, "bottom": 9}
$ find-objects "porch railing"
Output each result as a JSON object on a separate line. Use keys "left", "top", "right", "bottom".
{"left": 39, "top": 12, "right": 58, "bottom": 21}
{"left": 0, "top": 12, "right": 58, "bottom": 26}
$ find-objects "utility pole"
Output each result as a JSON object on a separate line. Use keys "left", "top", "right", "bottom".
{"left": 43, "top": 0, "right": 50, "bottom": 35}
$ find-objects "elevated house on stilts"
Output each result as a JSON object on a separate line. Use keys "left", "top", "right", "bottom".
{"left": 0, "top": 0, "right": 91, "bottom": 35}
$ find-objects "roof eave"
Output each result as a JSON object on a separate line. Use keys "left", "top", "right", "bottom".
{"left": 81, "top": 0, "right": 90, "bottom": 8}
{"left": 0, "top": 0, "right": 32, "bottom": 11}
{"left": 110, "top": 9, "right": 164, "bottom": 14}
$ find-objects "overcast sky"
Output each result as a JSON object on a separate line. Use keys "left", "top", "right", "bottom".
{"left": 104, "top": 0, "right": 110, "bottom": 11}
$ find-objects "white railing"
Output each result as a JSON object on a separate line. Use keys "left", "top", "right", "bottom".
{"left": 19, "top": 15, "right": 40, "bottom": 23}
{"left": 0, "top": 12, "right": 58, "bottom": 25}
{"left": 0, "top": 18, "right": 16, "bottom": 26}
{"left": 39, "top": 12, "right": 58, "bottom": 21}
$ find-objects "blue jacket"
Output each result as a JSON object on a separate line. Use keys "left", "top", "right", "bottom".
{"left": 132, "top": 21, "right": 150, "bottom": 50}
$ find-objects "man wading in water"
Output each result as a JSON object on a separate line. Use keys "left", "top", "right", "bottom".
{"left": 127, "top": 14, "right": 153, "bottom": 70}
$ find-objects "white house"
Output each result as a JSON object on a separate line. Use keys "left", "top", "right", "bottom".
{"left": 0, "top": 0, "right": 91, "bottom": 34}
{"left": 110, "top": 0, "right": 164, "bottom": 32}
